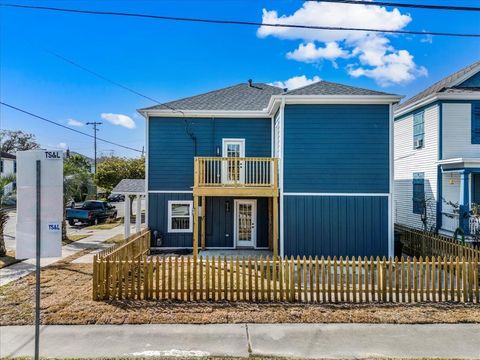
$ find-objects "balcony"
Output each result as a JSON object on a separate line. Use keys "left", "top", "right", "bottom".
{"left": 193, "top": 157, "right": 279, "bottom": 197}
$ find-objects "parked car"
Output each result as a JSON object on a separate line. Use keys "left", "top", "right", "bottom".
{"left": 66, "top": 200, "right": 117, "bottom": 226}
{"left": 107, "top": 194, "right": 125, "bottom": 202}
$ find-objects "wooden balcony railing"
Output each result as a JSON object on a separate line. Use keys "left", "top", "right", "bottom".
{"left": 194, "top": 157, "right": 278, "bottom": 189}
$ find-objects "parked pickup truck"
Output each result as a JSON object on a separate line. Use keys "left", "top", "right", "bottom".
{"left": 66, "top": 200, "right": 117, "bottom": 226}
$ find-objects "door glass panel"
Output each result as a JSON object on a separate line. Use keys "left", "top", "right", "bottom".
{"left": 226, "top": 143, "right": 241, "bottom": 182}
{"left": 238, "top": 203, "right": 252, "bottom": 242}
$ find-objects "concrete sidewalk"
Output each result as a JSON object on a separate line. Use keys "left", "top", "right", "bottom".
{"left": 1, "top": 324, "right": 479, "bottom": 359}
{"left": 0, "top": 225, "right": 130, "bottom": 287}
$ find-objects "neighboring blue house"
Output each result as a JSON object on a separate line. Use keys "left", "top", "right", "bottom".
{"left": 394, "top": 61, "right": 480, "bottom": 239}
{"left": 139, "top": 80, "right": 401, "bottom": 258}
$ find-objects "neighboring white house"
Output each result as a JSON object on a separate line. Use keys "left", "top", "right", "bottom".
{"left": 1, "top": 151, "right": 16, "bottom": 195}
{"left": 0, "top": 152, "right": 16, "bottom": 177}
{"left": 394, "top": 60, "right": 480, "bottom": 238}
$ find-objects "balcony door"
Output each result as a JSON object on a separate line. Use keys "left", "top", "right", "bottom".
{"left": 234, "top": 199, "right": 256, "bottom": 248}
{"left": 222, "top": 139, "right": 245, "bottom": 184}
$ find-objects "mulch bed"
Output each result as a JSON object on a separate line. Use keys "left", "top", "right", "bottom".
{"left": 1, "top": 259, "right": 480, "bottom": 326}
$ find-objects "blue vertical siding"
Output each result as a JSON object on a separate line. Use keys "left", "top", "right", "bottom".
{"left": 283, "top": 104, "right": 390, "bottom": 193}
{"left": 284, "top": 195, "right": 388, "bottom": 257}
{"left": 148, "top": 117, "right": 271, "bottom": 190}
{"left": 148, "top": 193, "right": 269, "bottom": 248}
{"left": 148, "top": 192, "right": 194, "bottom": 248}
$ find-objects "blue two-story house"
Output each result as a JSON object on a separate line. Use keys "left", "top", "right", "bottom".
{"left": 139, "top": 80, "right": 401, "bottom": 258}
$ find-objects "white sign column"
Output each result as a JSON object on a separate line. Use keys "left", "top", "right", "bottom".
{"left": 16, "top": 150, "right": 63, "bottom": 259}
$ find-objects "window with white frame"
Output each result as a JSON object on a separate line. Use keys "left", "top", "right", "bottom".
{"left": 167, "top": 200, "right": 193, "bottom": 232}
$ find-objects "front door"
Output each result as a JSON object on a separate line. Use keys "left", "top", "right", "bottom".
{"left": 234, "top": 199, "right": 256, "bottom": 248}
{"left": 222, "top": 139, "right": 245, "bottom": 184}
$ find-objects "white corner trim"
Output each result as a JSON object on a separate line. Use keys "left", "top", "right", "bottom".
{"left": 145, "top": 115, "right": 149, "bottom": 226}
{"left": 388, "top": 103, "right": 394, "bottom": 258}
{"left": 279, "top": 97, "right": 285, "bottom": 258}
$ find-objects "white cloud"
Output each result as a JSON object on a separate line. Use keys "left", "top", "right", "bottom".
{"left": 349, "top": 49, "right": 428, "bottom": 86}
{"left": 287, "top": 42, "right": 350, "bottom": 63}
{"left": 270, "top": 75, "right": 321, "bottom": 90}
{"left": 101, "top": 113, "right": 136, "bottom": 129}
{"left": 57, "top": 142, "right": 68, "bottom": 149}
{"left": 67, "top": 118, "right": 84, "bottom": 127}
{"left": 257, "top": 1, "right": 427, "bottom": 86}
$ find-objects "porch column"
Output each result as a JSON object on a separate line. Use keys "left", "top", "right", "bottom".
{"left": 124, "top": 195, "right": 131, "bottom": 239}
{"left": 459, "top": 171, "right": 470, "bottom": 234}
{"left": 135, "top": 194, "right": 142, "bottom": 233}
{"left": 272, "top": 195, "right": 278, "bottom": 258}
{"left": 201, "top": 196, "right": 206, "bottom": 250}
{"left": 193, "top": 195, "right": 199, "bottom": 260}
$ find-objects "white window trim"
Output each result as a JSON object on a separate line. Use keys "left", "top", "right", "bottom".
{"left": 167, "top": 200, "right": 193, "bottom": 233}
{"left": 222, "top": 138, "right": 246, "bottom": 157}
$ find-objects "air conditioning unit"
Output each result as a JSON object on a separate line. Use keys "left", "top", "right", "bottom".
{"left": 414, "top": 139, "right": 423, "bottom": 149}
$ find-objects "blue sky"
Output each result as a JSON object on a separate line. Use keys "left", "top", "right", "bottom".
{"left": 1, "top": 0, "right": 479, "bottom": 158}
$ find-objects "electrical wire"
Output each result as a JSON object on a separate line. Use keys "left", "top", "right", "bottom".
{"left": 306, "top": 0, "right": 480, "bottom": 12}
{"left": 2, "top": 3, "right": 479, "bottom": 37}
{"left": 0, "top": 102, "right": 143, "bottom": 153}
{"left": 44, "top": 49, "right": 179, "bottom": 112}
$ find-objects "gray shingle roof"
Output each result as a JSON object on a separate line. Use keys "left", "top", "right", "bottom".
{"left": 1, "top": 152, "right": 16, "bottom": 160}
{"left": 140, "top": 80, "right": 399, "bottom": 113}
{"left": 141, "top": 83, "right": 284, "bottom": 112}
{"left": 396, "top": 60, "right": 480, "bottom": 112}
{"left": 112, "top": 179, "right": 145, "bottom": 194}
{"left": 284, "top": 80, "right": 395, "bottom": 96}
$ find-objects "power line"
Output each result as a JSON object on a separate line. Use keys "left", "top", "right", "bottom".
{"left": 45, "top": 49, "right": 178, "bottom": 112}
{"left": 306, "top": 0, "right": 480, "bottom": 12}
{"left": 2, "top": 3, "right": 479, "bottom": 37}
{"left": 0, "top": 102, "right": 143, "bottom": 153}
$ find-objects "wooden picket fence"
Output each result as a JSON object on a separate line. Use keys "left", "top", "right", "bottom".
{"left": 93, "top": 255, "right": 479, "bottom": 303}
{"left": 396, "top": 224, "right": 480, "bottom": 260}
{"left": 96, "top": 228, "right": 150, "bottom": 262}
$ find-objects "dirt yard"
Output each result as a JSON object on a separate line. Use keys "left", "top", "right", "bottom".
{"left": 1, "top": 257, "right": 480, "bottom": 326}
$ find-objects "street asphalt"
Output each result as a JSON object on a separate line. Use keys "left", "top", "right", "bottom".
{"left": 1, "top": 323, "right": 480, "bottom": 359}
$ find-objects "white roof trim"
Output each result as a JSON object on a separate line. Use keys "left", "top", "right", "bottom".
{"left": 395, "top": 93, "right": 480, "bottom": 118}
{"left": 437, "top": 158, "right": 480, "bottom": 166}
{"left": 139, "top": 95, "right": 402, "bottom": 119}
{"left": 449, "top": 63, "right": 480, "bottom": 87}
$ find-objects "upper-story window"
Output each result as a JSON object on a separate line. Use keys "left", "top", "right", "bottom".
{"left": 14, "top": 160, "right": 17, "bottom": 174}
{"left": 413, "top": 111, "right": 424, "bottom": 149}
{"left": 471, "top": 103, "right": 480, "bottom": 144}
{"left": 0, "top": 160, "right": 3, "bottom": 173}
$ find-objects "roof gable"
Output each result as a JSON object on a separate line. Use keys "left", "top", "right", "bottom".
{"left": 458, "top": 71, "right": 480, "bottom": 88}
{"left": 396, "top": 60, "right": 480, "bottom": 113}
{"left": 141, "top": 83, "right": 283, "bottom": 112}
{"left": 284, "top": 80, "right": 395, "bottom": 96}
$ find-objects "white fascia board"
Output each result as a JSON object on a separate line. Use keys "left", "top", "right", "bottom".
{"left": 139, "top": 109, "right": 269, "bottom": 118}
{"left": 394, "top": 93, "right": 480, "bottom": 118}
{"left": 449, "top": 64, "right": 480, "bottom": 87}
{"left": 437, "top": 158, "right": 480, "bottom": 166}
{"left": 266, "top": 95, "right": 402, "bottom": 113}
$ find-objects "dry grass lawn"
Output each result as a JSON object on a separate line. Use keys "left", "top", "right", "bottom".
{"left": 1, "top": 259, "right": 479, "bottom": 326}
{"left": 0, "top": 249, "right": 21, "bottom": 269}
{"left": 63, "top": 234, "right": 91, "bottom": 245}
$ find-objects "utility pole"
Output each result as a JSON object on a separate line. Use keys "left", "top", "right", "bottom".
{"left": 86, "top": 121, "right": 102, "bottom": 198}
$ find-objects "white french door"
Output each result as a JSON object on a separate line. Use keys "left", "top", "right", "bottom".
{"left": 234, "top": 199, "right": 257, "bottom": 248}
{"left": 222, "top": 139, "right": 245, "bottom": 184}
